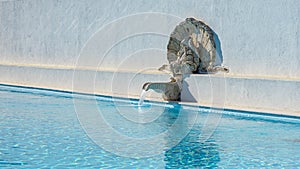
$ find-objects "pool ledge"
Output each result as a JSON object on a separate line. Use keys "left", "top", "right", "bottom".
{"left": 0, "top": 64, "right": 299, "bottom": 116}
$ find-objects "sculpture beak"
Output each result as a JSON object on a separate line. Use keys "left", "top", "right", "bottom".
{"left": 142, "top": 82, "right": 151, "bottom": 91}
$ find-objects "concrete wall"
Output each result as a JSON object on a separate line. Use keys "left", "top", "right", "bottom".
{"left": 0, "top": 0, "right": 299, "bottom": 115}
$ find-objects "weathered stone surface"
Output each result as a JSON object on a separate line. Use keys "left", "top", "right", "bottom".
{"left": 165, "top": 17, "right": 228, "bottom": 75}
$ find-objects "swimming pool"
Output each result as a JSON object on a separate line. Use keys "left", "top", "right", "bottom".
{"left": 0, "top": 84, "right": 299, "bottom": 168}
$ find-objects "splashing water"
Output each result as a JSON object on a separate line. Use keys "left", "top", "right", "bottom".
{"left": 138, "top": 89, "right": 147, "bottom": 106}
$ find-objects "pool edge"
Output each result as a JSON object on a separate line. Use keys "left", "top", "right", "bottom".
{"left": 1, "top": 82, "right": 299, "bottom": 119}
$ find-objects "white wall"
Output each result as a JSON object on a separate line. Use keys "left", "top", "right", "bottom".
{"left": 0, "top": 0, "right": 299, "bottom": 115}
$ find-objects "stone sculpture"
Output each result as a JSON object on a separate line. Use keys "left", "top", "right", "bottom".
{"left": 142, "top": 17, "right": 229, "bottom": 101}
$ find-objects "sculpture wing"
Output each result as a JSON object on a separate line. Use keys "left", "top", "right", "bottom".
{"left": 167, "top": 18, "right": 216, "bottom": 73}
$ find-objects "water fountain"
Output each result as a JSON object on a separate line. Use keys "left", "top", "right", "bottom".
{"left": 139, "top": 17, "right": 229, "bottom": 104}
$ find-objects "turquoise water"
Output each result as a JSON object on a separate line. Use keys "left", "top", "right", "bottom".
{"left": 0, "top": 85, "right": 300, "bottom": 168}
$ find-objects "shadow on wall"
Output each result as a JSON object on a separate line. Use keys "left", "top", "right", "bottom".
{"left": 213, "top": 31, "right": 223, "bottom": 67}
{"left": 181, "top": 75, "right": 197, "bottom": 102}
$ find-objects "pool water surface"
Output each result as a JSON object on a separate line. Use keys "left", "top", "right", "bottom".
{"left": 0, "top": 85, "right": 299, "bottom": 168}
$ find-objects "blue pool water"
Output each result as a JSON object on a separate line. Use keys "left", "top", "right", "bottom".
{"left": 0, "top": 84, "right": 300, "bottom": 168}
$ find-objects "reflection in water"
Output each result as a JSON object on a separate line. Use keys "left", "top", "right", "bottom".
{"left": 164, "top": 133, "right": 220, "bottom": 168}
{"left": 164, "top": 105, "right": 220, "bottom": 168}
{"left": 97, "top": 99, "right": 220, "bottom": 164}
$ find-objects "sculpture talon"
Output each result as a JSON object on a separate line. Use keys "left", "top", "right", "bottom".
{"left": 142, "top": 17, "right": 229, "bottom": 101}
